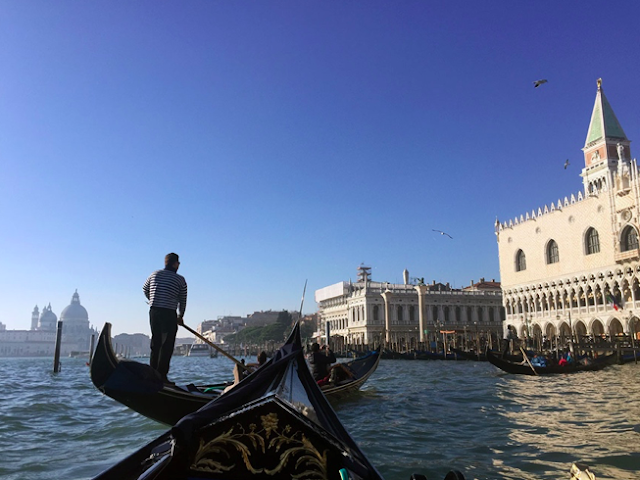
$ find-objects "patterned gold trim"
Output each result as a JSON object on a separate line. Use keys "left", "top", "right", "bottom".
{"left": 191, "top": 412, "right": 329, "bottom": 479}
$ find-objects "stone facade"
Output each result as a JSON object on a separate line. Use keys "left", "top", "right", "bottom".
{"left": 315, "top": 266, "right": 504, "bottom": 349}
{"left": 0, "top": 291, "right": 98, "bottom": 357}
{"left": 496, "top": 79, "right": 640, "bottom": 344}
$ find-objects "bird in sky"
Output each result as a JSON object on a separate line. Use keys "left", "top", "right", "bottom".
{"left": 432, "top": 229, "right": 453, "bottom": 239}
{"left": 533, "top": 79, "right": 548, "bottom": 88}
{"left": 564, "top": 159, "right": 570, "bottom": 169}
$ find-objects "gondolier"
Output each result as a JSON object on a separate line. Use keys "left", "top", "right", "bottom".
{"left": 143, "top": 252, "right": 188, "bottom": 383}
{"left": 308, "top": 343, "right": 336, "bottom": 381}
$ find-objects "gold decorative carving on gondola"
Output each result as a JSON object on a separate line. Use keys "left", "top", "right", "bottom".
{"left": 191, "top": 412, "right": 329, "bottom": 479}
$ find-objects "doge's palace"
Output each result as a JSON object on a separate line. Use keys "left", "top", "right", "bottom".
{"left": 496, "top": 79, "right": 640, "bottom": 345}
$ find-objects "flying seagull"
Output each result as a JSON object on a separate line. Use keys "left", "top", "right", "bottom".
{"left": 432, "top": 229, "right": 453, "bottom": 239}
{"left": 533, "top": 79, "right": 548, "bottom": 88}
{"left": 564, "top": 159, "right": 570, "bottom": 169}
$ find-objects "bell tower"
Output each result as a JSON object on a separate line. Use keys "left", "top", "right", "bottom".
{"left": 581, "top": 78, "right": 631, "bottom": 195}
{"left": 31, "top": 305, "right": 39, "bottom": 330}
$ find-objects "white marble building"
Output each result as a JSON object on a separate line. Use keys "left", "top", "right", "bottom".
{"left": 496, "top": 79, "right": 640, "bottom": 345}
{"left": 315, "top": 266, "right": 503, "bottom": 349}
{"left": 0, "top": 291, "right": 98, "bottom": 357}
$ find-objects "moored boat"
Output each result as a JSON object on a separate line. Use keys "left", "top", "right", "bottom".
{"left": 451, "top": 348, "right": 486, "bottom": 361}
{"left": 90, "top": 322, "right": 381, "bottom": 425}
{"left": 449, "top": 348, "right": 524, "bottom": 362}
{"left": 486, "top": 349, "right": 615, "bottom": 375}
{"left": 415, "top": 350, "right": 468, "bottom": 361}
{"left": 186, "top": 343, "right": 212, "bottom": 357}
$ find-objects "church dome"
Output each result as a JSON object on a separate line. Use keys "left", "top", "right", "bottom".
{"left": 61, "top": 290, "right": 89, "bottom": 323}
{"left": 38, "top": 304, "right": 57, "bottom": 331}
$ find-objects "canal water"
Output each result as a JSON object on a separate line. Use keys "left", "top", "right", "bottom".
{"left": 0, "top": 355, "right": 638, "bottom": 479}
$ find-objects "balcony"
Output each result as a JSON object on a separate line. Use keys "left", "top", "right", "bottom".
{"left": 615, "top": 248, "right": 640, "bottom": 263}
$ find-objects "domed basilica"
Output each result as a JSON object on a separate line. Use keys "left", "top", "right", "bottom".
{"left": 19, "top": 290, "right": 98, "bottom": 356}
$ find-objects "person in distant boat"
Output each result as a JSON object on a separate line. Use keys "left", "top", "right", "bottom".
{"left": 143, "top": 252, "right": 188, "bottom": 383}
{"left": 308, "top": 343, "right": 336, "bottom": 382}
{"left": 244, "top": 351, "right": 268, "bottom": 375}
{"left": 254, "top": 351, "right": 268, "bottom": 369}
{"left": 307, "top": 344, "right": 355, "bottom": 386}
{"left": 531, "top": 355, "right": 547, "bottom": 368}
{"left": 558, "top": 351, "right": 573, "bottom": 367}
{"left": 225, "top": 351, "right": 269, "bottom": 393}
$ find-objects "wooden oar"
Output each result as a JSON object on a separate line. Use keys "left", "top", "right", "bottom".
{"left": 181, "top": 323, "right": 248, "bottom": 371}
{"left": 519, "top": 346, "right": 538, "bottom": 376}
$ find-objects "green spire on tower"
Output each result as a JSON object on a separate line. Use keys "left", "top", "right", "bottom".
{"left": 585, "top": 78, "right": 628, "bottom": 147}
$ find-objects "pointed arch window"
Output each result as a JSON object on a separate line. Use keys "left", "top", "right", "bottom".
{"left": 546, "top": 240, "right": 559, "bottom": 264}
{"left": 586, "top": 228, "right": 600, "bottom": 255}
{"left": 621, "top": 225, "right": 639, "bottom": 252}
{"left": 515, "top": 249, "right": 526, "bottom": 271}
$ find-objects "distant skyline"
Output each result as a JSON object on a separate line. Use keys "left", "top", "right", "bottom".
{"left": 3, "top": 1, "right": 640, "bottom": 335}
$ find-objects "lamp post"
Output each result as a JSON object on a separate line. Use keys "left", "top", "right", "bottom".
{"left": 434, "top": 319, "right": 446, "bottom": 355}
{"left": 463, "top": 325, "right": 467, "bottom": 350}
{"left": 474, "top": 321, "right": 479, "bottom": 354}
{"left": 441, "top": 320, "right": 447, "bottom": 357}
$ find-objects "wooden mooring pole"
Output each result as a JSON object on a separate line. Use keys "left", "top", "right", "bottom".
{"left": 53, "top": 320, "right": 63, "bottom": 373}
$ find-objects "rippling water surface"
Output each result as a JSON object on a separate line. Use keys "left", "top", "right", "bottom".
{"left": 1, "top": 356, "right": 639, "bottom": 479}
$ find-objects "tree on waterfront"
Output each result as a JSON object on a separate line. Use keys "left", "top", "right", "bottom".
{"left": 224, "top": 310, "right": 293, "bottom": 344}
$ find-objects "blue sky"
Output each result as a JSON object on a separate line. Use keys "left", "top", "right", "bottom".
{"left": 2, "top": 1, "right": 640, "bottom": 335}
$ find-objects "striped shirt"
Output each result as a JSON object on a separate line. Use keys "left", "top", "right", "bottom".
{"left": 143, "top": 268, "right": 187, "bottom": 316}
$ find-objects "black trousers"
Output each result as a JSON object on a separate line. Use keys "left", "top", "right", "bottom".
{"left": 149, "top": 307, "right": 178, "bottom": 380}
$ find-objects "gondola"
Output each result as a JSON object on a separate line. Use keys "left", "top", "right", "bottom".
{"left": 92, "top": 321, "right": 390, "bottom": 480}
{"left": 91, "top": 322, "right": 381, "bottom": 426}
{"left": 450, "top": 348, "right": 525, "bottom": 362}
{"left": 414, "top": 351, "right": 467, "bottom": 361}
{"left": 486, "top": 349, "right": 615, "bottom": 375}
{"left": 450, "top": 348, "right": 485, "bottom": 361}
{"left": 620, "top": 352, "right": 640, "bottom": 364}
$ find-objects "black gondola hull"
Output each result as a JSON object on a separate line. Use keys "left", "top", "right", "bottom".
{"left": 91, "top": 323, "right": 380, "bottom": 425}
{"left": 486, "top": 349, "right": 615, "bottom": 375}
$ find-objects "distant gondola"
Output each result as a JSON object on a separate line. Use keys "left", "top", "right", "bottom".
{"left": 91, "top": 323, "right": 381, "bottom": 426}
{"left": 415, "top": 351, "right": 468, "bottom": 361}
{"left": 381, "top": 350, "right": 470, "bottom": 361}
{"left": 486, "top": 349, "right": 615, "bottom": 375}
{"left": 450, "top": 348, "right": 485, "bottom": 361}
{"left": 618, "top": 352, "right": 640, "bottom": 364}
{"left": 450, "top": 348, "right": 527, "bottom": 362}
